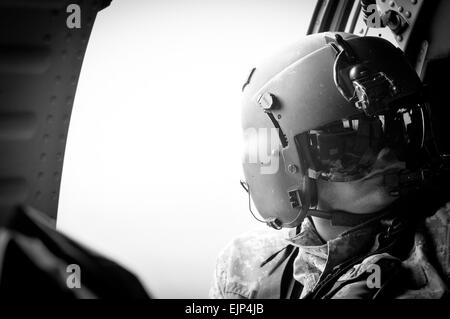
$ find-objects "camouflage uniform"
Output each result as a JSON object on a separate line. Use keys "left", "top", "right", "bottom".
{"left": 210, "top": 203, "right": 450, "bottom": 299}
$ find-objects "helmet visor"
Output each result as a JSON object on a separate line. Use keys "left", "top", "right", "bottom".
{"left": 306, "top": 107, "right": 423, "bottom": 182}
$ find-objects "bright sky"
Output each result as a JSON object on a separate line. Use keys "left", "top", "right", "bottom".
{"left": 58, "top": 0, "right": 315, "bottom": 298}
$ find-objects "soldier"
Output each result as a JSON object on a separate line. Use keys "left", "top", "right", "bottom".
{"left": 210, "top": 32, "right": 450, "bottom": 299}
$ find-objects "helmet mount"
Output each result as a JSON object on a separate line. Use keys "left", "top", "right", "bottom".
{"left": 332, "top": 34, "right": 400, "bottom": 117}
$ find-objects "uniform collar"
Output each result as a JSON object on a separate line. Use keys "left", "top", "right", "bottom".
{"left": 287, "top": 217, "right": 380, "bottom": 267}
{"left": 286, "top": 217, "right": 381, "bottom": 295}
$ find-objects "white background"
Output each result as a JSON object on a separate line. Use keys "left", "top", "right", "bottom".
{"left": 57, "top": 0, "right": 315, "bottom": 298}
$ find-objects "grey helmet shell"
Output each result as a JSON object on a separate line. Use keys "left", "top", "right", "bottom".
{"left": 241, "top": 32, "right": 421, "bottom": 228}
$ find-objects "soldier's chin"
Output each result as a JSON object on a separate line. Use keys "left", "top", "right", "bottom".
{"left": 345, "top": 175, "right": 398, "bottom": 214}
{"left": 318, "top": 174, "right": 399, "bottom": 215}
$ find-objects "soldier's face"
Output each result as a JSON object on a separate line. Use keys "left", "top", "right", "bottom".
{"left": 316, "top": 148, "right": 405, "bottom": 214}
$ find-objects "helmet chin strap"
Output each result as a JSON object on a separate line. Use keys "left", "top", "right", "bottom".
{"left": 305, "top": 206, "right": 394, "bottom": 227}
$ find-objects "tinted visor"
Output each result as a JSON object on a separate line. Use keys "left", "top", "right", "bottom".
{"left": 306, "top": 107, "right": 423, "bottom": 181}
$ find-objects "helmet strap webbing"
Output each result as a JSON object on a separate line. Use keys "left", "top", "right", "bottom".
{"left": 305, "top": 206, "right": 393, "bottom": 228}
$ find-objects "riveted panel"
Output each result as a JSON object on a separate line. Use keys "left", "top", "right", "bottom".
{"left": 0, "top": 0, "right": 111, "bottom": 221}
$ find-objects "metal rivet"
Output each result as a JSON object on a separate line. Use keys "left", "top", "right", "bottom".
{"left": 288, "top": 164, "right": 298, "bottom": 174}
{"left": 405, "top": 11, "right": 411, "bottom": 18}
{"left": 397, "top": 35, "right": 403, "bottom": 41}
{"left": 389, "top": 1, "right": 395, "bottom": 7}
{"left": 63, "top": 113, "right": 70, "bottom": 124}
{"left": 398, "top": 6, "right": 404, "bottom": 12}
{"left": 277, "top": 114, "right": 282, "bottom": 120}
{"left": 50, "top": 96, "right": 57, "bottom": 105}
{"left": 411, "top": 0, "right": 417, "bottom": 4}
{"left": 81, "top": 35, "right": 88, "bottom": 44}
